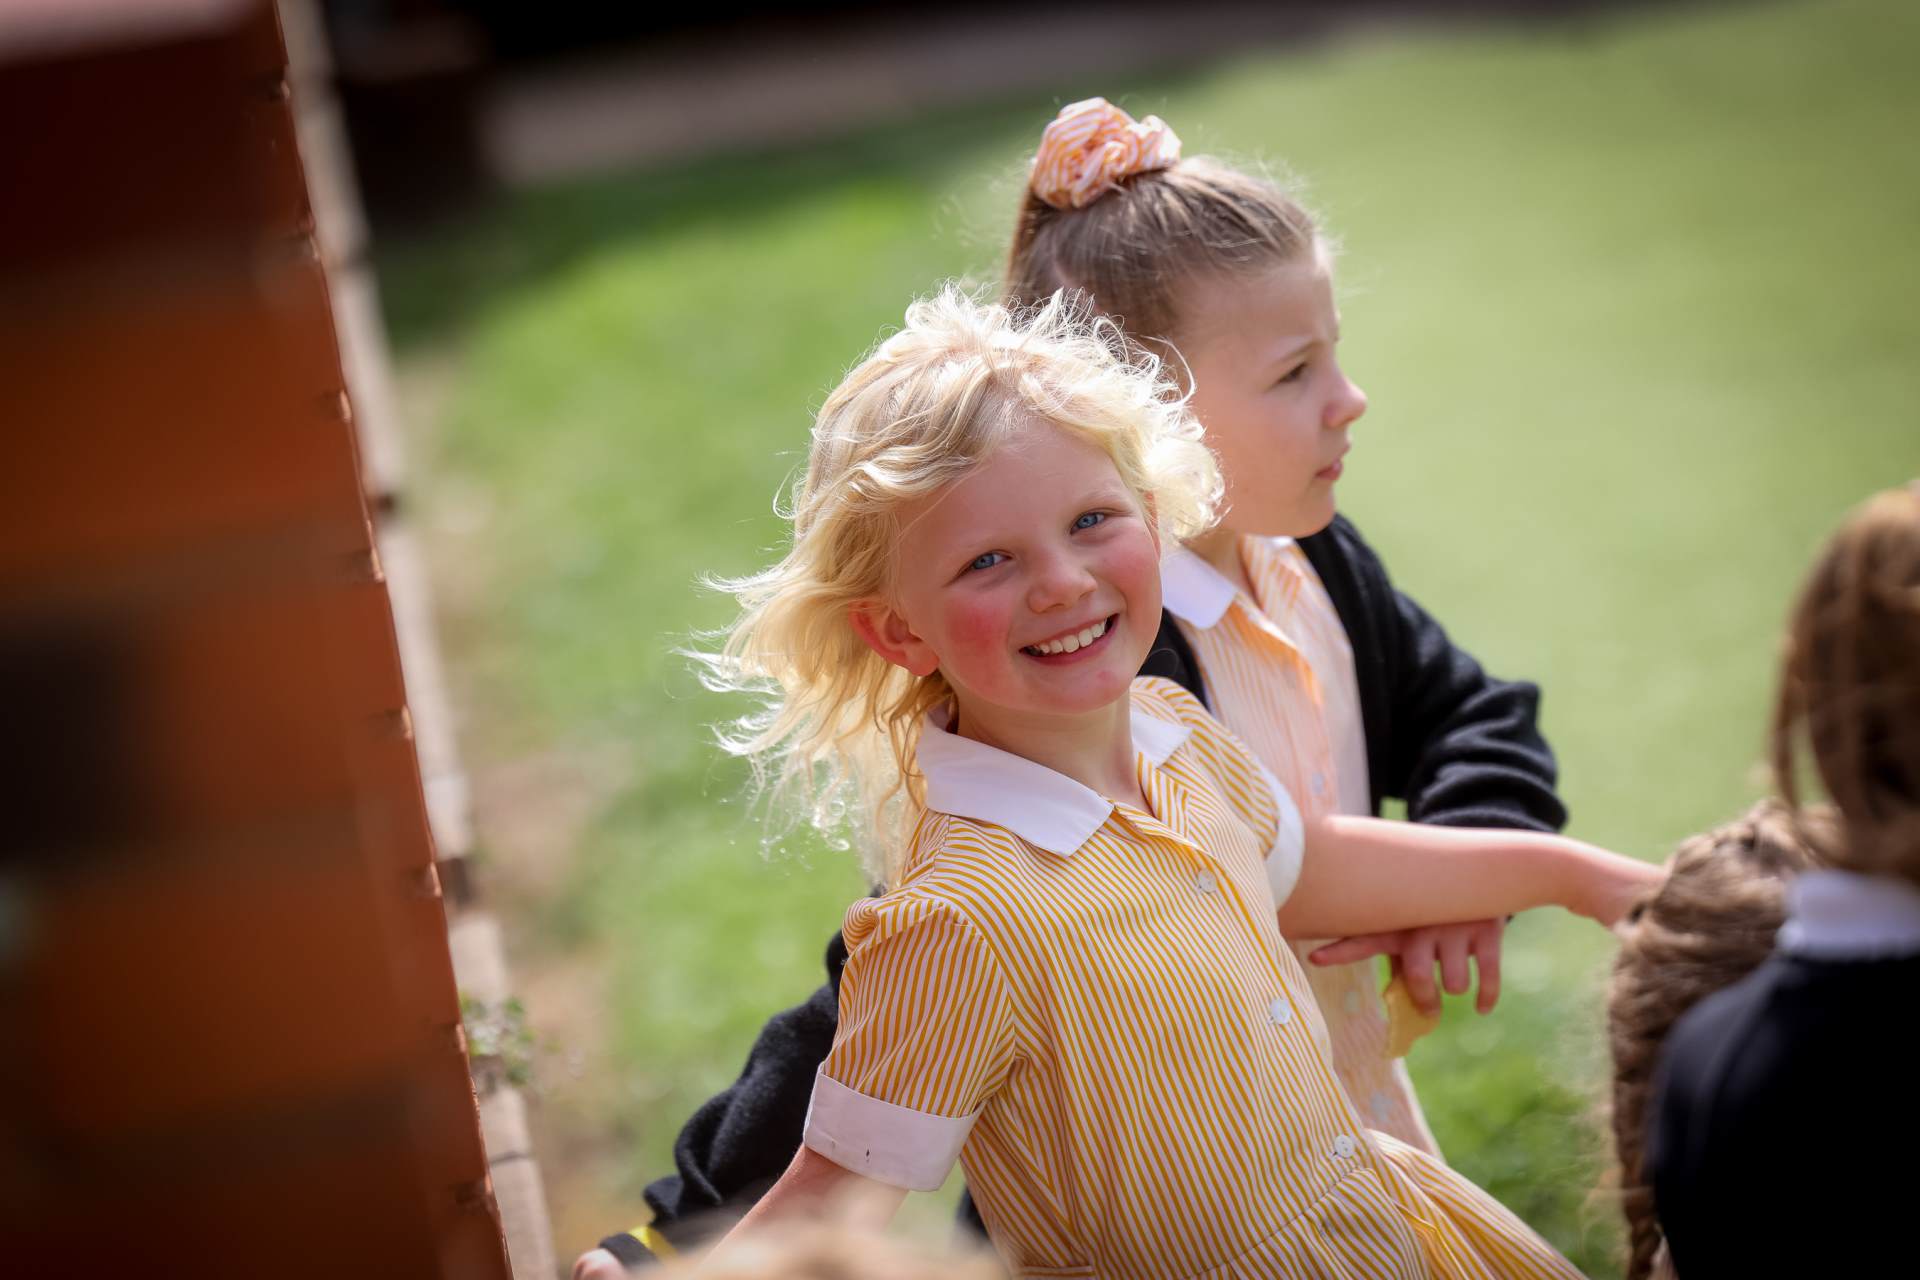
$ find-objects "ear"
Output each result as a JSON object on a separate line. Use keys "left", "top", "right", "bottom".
{"left": 849, "top": 599, "right": 940, "bottom": 678}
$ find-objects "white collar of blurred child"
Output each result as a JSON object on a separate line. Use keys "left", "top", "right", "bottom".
{"left": 1162, "top": 541, "right": 1293, "bottom": 628}
{"left": 917, "top": 699, "right": 1192, "bottom": 856}
{"left": 1777, "top": 869, "right": 1920, "bottom": 960}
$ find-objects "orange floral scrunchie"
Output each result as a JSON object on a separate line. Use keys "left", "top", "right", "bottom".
{"left": 1029, "top": 97, "right": 1183, "bottom": 211}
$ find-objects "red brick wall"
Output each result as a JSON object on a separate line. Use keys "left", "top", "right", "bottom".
{"left": 0, "top": 5, "right": 512, "bottom": 1274}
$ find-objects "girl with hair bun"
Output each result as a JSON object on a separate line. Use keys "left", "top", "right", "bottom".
{"left": 1007, "top": 96, "right": 1563, "bottom": 1161}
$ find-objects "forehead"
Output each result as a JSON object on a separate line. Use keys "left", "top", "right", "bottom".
{"left": 1179, "top": 257, "right": 1337, "bottom": 355}
{"left": 896, "top": 419, "right": 1132, "bottom": 547}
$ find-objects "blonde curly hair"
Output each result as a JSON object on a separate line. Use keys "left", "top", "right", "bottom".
{"left": 698, "top": 285, "right": 1220, "bottom": 884}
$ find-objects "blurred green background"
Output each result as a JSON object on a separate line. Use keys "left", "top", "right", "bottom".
{"left": 378, "top": 0, "right": 1920, "bottom": 1272}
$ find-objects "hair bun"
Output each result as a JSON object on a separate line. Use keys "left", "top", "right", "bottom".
{"left": 1029, "top": 97, "right": 1182, "bottom": 211}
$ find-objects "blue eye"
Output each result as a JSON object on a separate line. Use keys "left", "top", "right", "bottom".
{"left": 1073, "top": 511, "right": 1107, "bottom": 531}
{"left": 968, "top": 551, "right": 1007, "bottom": 572}
{"left": 1277, "top": 363, "right": 1308, "bottom": 386}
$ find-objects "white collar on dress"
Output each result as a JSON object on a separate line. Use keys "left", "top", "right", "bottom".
{"left": 916, "top": 700, "right": 1191, "bottom": 857}
{"left": 1160, "top": 541, "right": 1294, "bottom": 629}
{"left": 1776, "top": 868, "right": 1920, "bottom": 959}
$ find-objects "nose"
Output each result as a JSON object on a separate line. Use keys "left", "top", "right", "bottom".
{"left": 1327, "top": 365, "right": 1368, "bottom": 432}
{"left": 1027, "top": 543, "right": 1097, "bottom": 613}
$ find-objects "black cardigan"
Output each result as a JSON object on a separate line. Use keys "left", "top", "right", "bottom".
{"left": 619, "top": 515, "right": 1565, "bottom": 1256}
{"left": 1649, "top": 951, "right": 1920, "bottom": 1278}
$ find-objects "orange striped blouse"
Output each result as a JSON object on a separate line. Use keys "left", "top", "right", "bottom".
{"left": 803, "top": 679, "right": 1577, "bottom": 1279}
{"left": 1163, "top": 537, "right": 1440, "bottom": 1154}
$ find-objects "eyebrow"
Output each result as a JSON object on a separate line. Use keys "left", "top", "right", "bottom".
{"left": 1259, "top": 336, "right": 1318, "bottom": 369}
{"left": 1076, "top": 479, "right": 1140, "bottom": 510}
{"left": 946, "top": 481, "right": 1138, "bottom": 561}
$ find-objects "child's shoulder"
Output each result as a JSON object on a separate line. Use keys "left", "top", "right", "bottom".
{"left": 850, "top": 820, "right": 1027, "bottom": 946}
{"left": 1132, "top": 675, "right": 1288, "bottom": 847}
{"left": 1131, "top": 674, "right": 1252, "bottom": 764}
{"left": 890, "top": 810, "right": 1029, "bottom": 896}
{"left": 1130, "top": 673, "right": 1211, "bottom": 731}
{"left": 907, "top": 806, "right": 1030, "bottom": 863}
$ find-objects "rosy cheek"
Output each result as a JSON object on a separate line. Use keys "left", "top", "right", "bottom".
{"left": 944, "top": 597, "right": 1011, "bottom": 663}
{"left": 1109, "top": 534, "right": 1163, "bottom": 604}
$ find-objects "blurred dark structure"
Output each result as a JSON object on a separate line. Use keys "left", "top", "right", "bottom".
{"left": 433, "top": 0, "right": 1640, "bottom": 63}
{"left": 325, "top": 0, "right": 491, "bottom": 226}
{"left": 317, "top": 0, "right": 1658, "bottom": 227}
{"left": 0, "top": 2, "right": 516, "bottom": 1273}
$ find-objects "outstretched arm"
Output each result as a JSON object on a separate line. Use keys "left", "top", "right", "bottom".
{"left": 1277, "top": 815, "right": 1658, "bottom": 941}
{"left": 576, "top": 1147, "right": 906, "bottom": 1279}
{"left": 711, "top": 1145, "right": 907, "bottom": 1258}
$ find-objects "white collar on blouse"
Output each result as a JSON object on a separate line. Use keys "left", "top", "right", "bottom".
{"left": 1160, "top": 541, "right": 1294, "bottom": 629}
{"left": 1776, "top": 868, "right": 1920, "bottom": 959}
{"left": 916, "top": 701, "right": 1191, "bottom": 857}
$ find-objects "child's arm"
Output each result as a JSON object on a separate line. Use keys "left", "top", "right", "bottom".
{"left": 1277, "top": 815, "right": 1659, "bottom": 940}
{"left": 572, "top": 1148, "right": 905, "bottom": 1277}
{"left": 711, "top": 1145, "right": 907, "bottom": 1255}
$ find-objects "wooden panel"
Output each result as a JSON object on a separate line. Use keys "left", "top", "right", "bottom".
{"left": 0, "top": 3, "right": 512, "bottom": 1274}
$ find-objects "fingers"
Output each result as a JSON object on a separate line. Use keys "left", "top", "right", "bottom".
{"left": 1308, "top": 931, "right": 1404, "bottom": 966}
{"left": 1472, "top": 918, "right": 1504, "bottom": 1015}
{"left": 1438, "top": 929, "right": 1473, "bottom": 1000}
{"left": 1320, "top": 921, "right": 1510, "bottom": 1020}
{"left": 1399, "top": 929, "right": 1442, "bottom": 1015}
{"left": 572, "top": 1250, "right": 626, "bottom": 1280}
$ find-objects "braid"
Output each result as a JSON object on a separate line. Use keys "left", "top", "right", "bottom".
{"left": 1606, "top": 801, "right": 1816, "bottom": 1279}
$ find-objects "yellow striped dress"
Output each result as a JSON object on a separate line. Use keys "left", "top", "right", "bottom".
{"left": 803, "top": 678, "right": 1580, "bottom": 1279}
{"left": 1162, "top": 538, "right": 1440, "bottom": 1153}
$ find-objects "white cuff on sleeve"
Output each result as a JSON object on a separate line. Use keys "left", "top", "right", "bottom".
{"left": 1257, "top": 761, "right": 1305, "bottom": 907}
{"left": 802, "top": 1067, "right": 977, "bottom": 1192}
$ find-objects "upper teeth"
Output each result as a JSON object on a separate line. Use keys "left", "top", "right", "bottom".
{"left": 1029, "top": 618, "right": 1107, "bottom": 656}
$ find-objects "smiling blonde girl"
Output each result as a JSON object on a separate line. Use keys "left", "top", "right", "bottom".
{"left": 694, "top": 286, "right": 1652, "bottom": 1279}
{"left": 585, "top": 100, "right": 1575, "bottom": 1278}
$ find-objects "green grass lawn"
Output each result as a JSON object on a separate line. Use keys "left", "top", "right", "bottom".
{"left": 380, "top": 1, "right": 1920, "bottom": 1272}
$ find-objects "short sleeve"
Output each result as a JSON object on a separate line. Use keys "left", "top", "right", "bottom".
{"left": 1132, "top": 675, "right": 1305, "bottom": 905}
{"left": 1253, "top": 759, "right": 1305, "bottom": 906}
{"left": 803, "top": 892, "right": 1015, "bottom": 1191}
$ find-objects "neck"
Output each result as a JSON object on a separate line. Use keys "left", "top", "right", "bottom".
{"left": 1185, "top": 528, "right": 1252, "bottom": 596}
{"left": 952, "top": 694, "right": 1144, "bottom": 807}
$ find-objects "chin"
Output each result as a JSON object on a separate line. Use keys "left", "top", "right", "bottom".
{"left": 1289, "top": 496, "right": 1338, "bottom": 538}
{"left": 1045, "top": 664, "right": 1136, "bottom": 716}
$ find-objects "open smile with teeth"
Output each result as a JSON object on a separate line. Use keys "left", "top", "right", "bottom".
{"left": 1022, "top": 616, "right": 1115, "bottom": 657}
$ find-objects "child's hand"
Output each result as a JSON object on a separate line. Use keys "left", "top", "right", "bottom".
{"left": 1308, "top": 918, "right": 1505, "bottom": 1016}
{"left": 1567, "top": 845, "right": 1665, "bottom": 928}
{"left": 572, "top": 1248, "right": 630, "bottom": 1280}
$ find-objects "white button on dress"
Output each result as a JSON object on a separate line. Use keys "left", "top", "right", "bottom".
{"left": 1194, "top": 870, "right": 1217, "bottom": 895}
{"left": 1331, "top": 1134, "right": 1358, "bottom": 1159}
{"left": 1268, "top": 996, "right": 1293, "bottom": 1026}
